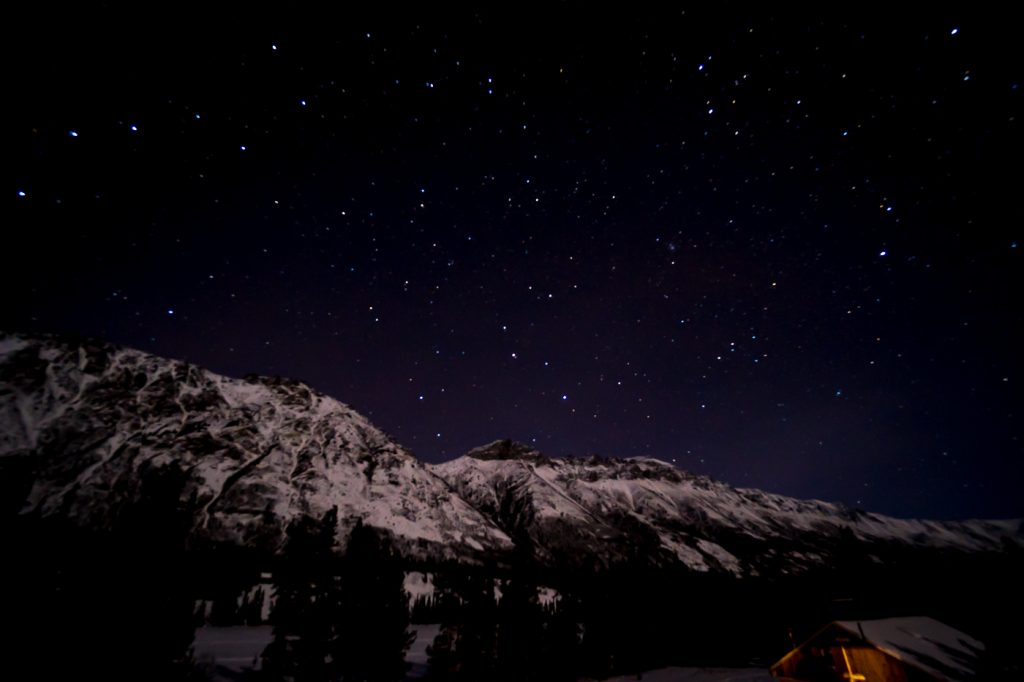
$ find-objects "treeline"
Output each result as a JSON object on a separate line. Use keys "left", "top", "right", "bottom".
{"left": 3, "top": 462, "right": 1021, "bottom": 680}
{"left": 3, "top": 463, "right": 203, "bottom": 682}
{"left": 254, "top": 520, "right": 1024, "bottom": 679}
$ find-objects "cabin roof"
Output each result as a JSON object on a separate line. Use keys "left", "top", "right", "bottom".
{"left": 832, "top": 617, "right": 983, "bottom": 681}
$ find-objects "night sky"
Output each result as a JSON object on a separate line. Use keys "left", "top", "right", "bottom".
{"left": 8, "top": 6, "right": 1022, "bottom": 519}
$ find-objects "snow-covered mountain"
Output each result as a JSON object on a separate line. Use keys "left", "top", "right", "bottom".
{"left": 1, "top": 332, "right": 1019, "bottom": 575}
{"left": 0, "top": 332, "right": 511, "bottom": 561}
{"left": 437, "top": 440, "right": 1022, "bottom": 574}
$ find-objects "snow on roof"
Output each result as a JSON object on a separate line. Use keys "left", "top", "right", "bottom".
{"left": 835, "top": 617, "right": 984, "bottom": 681}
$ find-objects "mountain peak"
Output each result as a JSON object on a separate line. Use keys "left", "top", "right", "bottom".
{"left": 465, "top": 439, "right": 544, "bottom": 462}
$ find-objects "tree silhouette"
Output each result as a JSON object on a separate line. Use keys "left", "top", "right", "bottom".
{"left": 262, "top": 507, "right": 342, "bottom": 682}
{"left": 118, "top": 464, "right": 201, "bottom": 679}
{"left": 332, "top": 519, "right": 413, "bottom": 682}
{"left": 532, "top": 587, "right": 582, "bottom": 680}
{"left": 5, "top": 463, "right": 202, "bottom": 681}
{"left": 498, "top": 576, "right": 548, "bottom": 680}
{"left": 427, "top": 570, "right": 498, "bottom": 681}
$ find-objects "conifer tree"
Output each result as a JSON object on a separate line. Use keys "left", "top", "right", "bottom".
{"left": 113, "top": 463, "right": 201, "bottom": 680}
{"left": 495, "top": 573, "right": 544, "bottom": 680}
{"left": 8, "top": 464, "right": 203, "bottom": 681}
{"left": 425, "top": 571, "right": 463, "bottom": 681}
{"left": 427, "top": 570, "right": 498, "bottom": 681}
{"left": 244, "top": 585, "right": 266, "bottom": 625}
{"left": 332, "top": 519, "right": 413, "bottom": 682}
{"left": 262, "top": 507, "right": 342, "bottom": 682}
{"left": 533, "top": 587, "right": 582, "bottom": 680}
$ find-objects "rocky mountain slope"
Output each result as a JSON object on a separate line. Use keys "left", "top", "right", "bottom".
{"left": 0, "top": 332, "right": 511, "bottom": 561}
{"left": 1, "top": 332, "right": 1019, "bottom": 575}
{"left": 438, "top": 440, "right": 1021, "bottom": 573}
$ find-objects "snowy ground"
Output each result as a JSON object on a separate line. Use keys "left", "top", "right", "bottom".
{"left": 193, "top": 625, "right": 271, "bottom": 680}
{"left": 192, "top": 625, "right": 770, "bottom": 681}
{"left": 598, "top": 669, "right": 772, "bottom": 681}
{"left": 406, "top": 624, "right": 441, "bottom": 679}
{"left": 193, "top": 624, "right": 441, "bottom": 680}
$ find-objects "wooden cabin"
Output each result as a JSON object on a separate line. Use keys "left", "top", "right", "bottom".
{"left": 771, "top": 617, "right": 983, "bottom": 681}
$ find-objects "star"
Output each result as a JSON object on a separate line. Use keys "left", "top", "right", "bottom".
{"left": 6, "top": 5, "right": 1019, "bottom": 521}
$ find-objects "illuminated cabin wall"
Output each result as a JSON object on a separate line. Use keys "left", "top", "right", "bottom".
{"left": 771, "top": 625, "right": 937, "bottom": 682}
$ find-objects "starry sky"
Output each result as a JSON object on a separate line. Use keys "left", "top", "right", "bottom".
{"left": 7, "top": 6, "right": 1022, "bottom": 519}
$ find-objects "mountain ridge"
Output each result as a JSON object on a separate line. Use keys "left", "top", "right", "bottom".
{"left": 1, "top": 331, "right": 1019, "bottom": 576}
